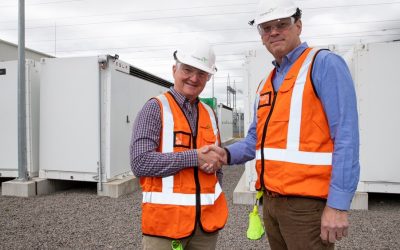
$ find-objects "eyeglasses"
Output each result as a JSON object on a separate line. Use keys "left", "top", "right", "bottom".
{"left": 257, "top": 17, "right": 295, "bottom": 36}
{"left": 178, "top": 63, "right": 211, "bottom": 81}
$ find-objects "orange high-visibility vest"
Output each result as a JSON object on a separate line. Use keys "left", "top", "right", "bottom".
{"left": 255, "top": 48, "right": 333, "bottom": 199}
{"left": 140, "top": 92, "right": 228, "bottom": 239}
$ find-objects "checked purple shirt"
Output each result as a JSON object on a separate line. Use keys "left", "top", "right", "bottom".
{"left": 130, "top": 87, "right": 223, "bottom": 183}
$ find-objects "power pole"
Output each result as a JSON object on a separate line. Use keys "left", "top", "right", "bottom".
{"left": 18, "top": 0, "right": 28, "bottom": 181}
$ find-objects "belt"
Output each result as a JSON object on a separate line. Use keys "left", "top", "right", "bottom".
{"left": 263, "top": 190, "right": 327, "bottom": 201}
{"left": 264, "top": 189, "right": 284, "bottom": 198}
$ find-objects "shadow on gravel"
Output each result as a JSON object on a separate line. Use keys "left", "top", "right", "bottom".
{"left": 368, "top": 192, "right": 400, "bottom": 211}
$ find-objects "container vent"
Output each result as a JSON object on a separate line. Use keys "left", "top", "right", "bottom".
{"left": 129, "top": 66, "right": 173, "bottom": 88}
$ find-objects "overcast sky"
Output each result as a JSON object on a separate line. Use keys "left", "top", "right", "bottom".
{"left": 1, "top": 0, "right": 399, "bottom": 110}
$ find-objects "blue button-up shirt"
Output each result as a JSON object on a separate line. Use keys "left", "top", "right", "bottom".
{"left": 227, "top": 42, "right": 360, "bottom": 210}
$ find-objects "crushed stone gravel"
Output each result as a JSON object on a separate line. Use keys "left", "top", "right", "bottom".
{"left": 1, "top": 166, "right": 400, "bottom": 250}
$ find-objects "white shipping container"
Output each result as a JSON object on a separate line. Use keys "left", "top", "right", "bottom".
{"left": 217, "top": 103, "right": 233, "bottom": 143}
{"left": 352, "top": 42, "right": 400, "bottom": 193}
{"left": 242, "top": 47, "right": 275, "bottom": 191}
{"left": 39, "top": 55, "right": 172, "bottom": 182}
{"left": 0, "top": 60, "right": 40, "bottom": 177}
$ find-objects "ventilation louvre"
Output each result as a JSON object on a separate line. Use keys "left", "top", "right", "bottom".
{"left": 129, "top": 66, "right": 173, "bottom": 88}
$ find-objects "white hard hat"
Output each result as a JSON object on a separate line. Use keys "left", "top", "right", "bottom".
{"left": 254, "top": 0, "right": 298, "bottom": 25}
{"left": 173, "top": 38, "right": 217, "bottom": 75}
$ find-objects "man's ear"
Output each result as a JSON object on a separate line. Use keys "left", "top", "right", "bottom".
{"left": 296, "top": 19, "right": 302, "bottom": 36}
{"left": 172, "top": 64, "right": 177, "bottom": 75}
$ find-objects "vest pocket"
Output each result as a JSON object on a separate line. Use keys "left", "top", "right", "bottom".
{"left": 298, "top": 118, "right": 332, "bottom": 151}
{"left": 258, "top": 91, "right": 272, "bottom": 108}
{"left": 266, "top": 116, "right": 289, "bottom": 147}
{"left": 201, "top": 133, "right": 216, "bottom": 145}
{"left": 174, "top": 131, "right": 191, "bottom": 149}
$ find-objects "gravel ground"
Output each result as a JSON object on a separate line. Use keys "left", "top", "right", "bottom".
{"left": 1, "top": 166, "right": 400, "bottom": 250}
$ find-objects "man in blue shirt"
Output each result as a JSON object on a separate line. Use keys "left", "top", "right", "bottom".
{"left": 203, "top": 0, "right": 360, "bottom": 248}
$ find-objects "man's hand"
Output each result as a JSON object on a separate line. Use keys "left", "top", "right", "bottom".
{"left": 197, "top": 145, "right": 227, "bottom": 174}
{"left": 320, "top": 205, "right": 349, "bottom": 244}
{"left": 201, "top": 145, "right": 228, "bottom": 165}
{"left": 197, "top": 145, "right": 224, "bottom": 174}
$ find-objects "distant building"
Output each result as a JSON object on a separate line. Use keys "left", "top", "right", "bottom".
{"left": 0, "top": 38, "right": 54, "bottom": 61}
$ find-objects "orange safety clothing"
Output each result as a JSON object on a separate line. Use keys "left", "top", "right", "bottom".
{"left": 255, "top": 48, "right": 333, "bottom": 199}
{"left": 140, "top": 91, "right": 228, "bottom": 239}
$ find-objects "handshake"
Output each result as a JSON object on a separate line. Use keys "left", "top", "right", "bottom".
{"left": 197, "top": 145, "right": 228, "bottom": 174}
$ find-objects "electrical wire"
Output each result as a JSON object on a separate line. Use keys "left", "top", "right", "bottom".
{"left": 0, "top": 2, "right": 258, "bottom": 22}
{"left": 1, "top": 2, "right": 400, "bottom": 30}
{"left": 0, "top": 0, "right": 83, "bottom": 8}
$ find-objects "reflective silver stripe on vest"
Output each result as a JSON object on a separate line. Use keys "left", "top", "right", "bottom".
{"left": 257, "top": 48, "right": 332, "bottom": 165}
{"left": 155, "top": 94, "right": 174, "bottom": 193}
{"left": 287, "top": 48, "right": 318, "bottom": 150}
{"left": 256, "top": 148, "right": 332, "bottom": 165}
{"left": 143, "top": 94, "right": 223, "bottom": 205}
{"left": 200, "top": 101, "right": 219, "bottom": 145}
{"left": 143, "top": 182, "right": 223, "bottom": 206}
{"left": 157, "top": 94, "right": 174, "bottom": 153}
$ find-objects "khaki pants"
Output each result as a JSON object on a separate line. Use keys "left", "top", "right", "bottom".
{"left": 263, "top": 195, "right": 334, "bottom": 250}
{"left": 142, "top": 223, "right": 219, "bottom": 250}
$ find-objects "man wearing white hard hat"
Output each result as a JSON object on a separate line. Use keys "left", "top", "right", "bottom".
{"left": 130, "top": 37, "right": 228, "bottom": 250}
{"left": 203, "top": 0, "right": 360, "bottom": 248}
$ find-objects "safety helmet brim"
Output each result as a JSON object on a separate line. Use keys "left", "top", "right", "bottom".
{"left": 173, "top": 37, "right": 217, "bottom": 75}
{"left": 174, "top": 51, "right": 216, "bottom": 75}
{"left": 255, "top": 7, "right": 297, "bottom": 25}
{"left": 253, "top": 0, "right": 298, "bottom": 25}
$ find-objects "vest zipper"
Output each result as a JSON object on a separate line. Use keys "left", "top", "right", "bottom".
{"left": 192, "top": 135, "right": 201, "bottom": 226}
{"left": 259, "top": 91, "right": 278, "bottom": 190}
{"left": 193, "top": 103, "right": 202, "bottom": 230}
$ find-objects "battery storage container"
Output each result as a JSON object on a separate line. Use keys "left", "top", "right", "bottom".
{"left": 0, "top": 60, "right": 40, "bottom": 178}
{"left": 39, "top": 55, "right": 172, "bottom": 182}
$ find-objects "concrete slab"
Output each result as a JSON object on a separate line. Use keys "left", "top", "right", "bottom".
{"left": 350, "top": 192, "right": 368, "bottom": 210}
{"left": 1, "top": 178, "right": 81, "bottom": 197}
{"left": 1, "top": 179, "right": 36, "bottom": 197}
{"left": 233, "top": 171, "right": 256, "bottom": 205}
{"left": 2, "top": 175, "right": 140, "bottom": 198}
{"left": 97, "top": 176, "right": 139, "bottom": 198}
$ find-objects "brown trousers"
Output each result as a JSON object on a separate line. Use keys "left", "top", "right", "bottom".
{"left": 263, "top": 195, "right": 334, "bottom": 250}
{"left": 142, "top": 223, "right": 219, "bottom": 250}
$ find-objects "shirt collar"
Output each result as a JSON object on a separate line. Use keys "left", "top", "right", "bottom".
{"left": 169, "top": 87, "right": 199, "bottom": 107}
{"left": 272, "top": 42, "right": 309, "bottom": 68}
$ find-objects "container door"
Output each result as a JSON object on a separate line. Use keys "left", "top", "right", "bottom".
{"left": 107, "top": 62, "right": 167, "bottom": 179}
{"left": 0, "top": 61, "right": 18, "bottom": 177}
{"left": 357, "top": 42, "right": 400, "bottom": 190}
{"left": 40, "top": 57, "right": 100, "bottom": 181}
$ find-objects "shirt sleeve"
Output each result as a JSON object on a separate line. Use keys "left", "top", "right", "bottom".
{"left": 130, "top": 99, "right": 198, "bottom": 177}
{"left": 312, "top": 51, "right": 360, "bottom": 210}
{"left": 225, "top": 100, "right": 257, "bottom": 165}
